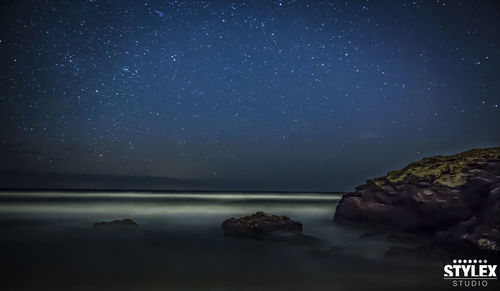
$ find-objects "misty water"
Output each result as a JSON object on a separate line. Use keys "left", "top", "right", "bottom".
{"left": 0, "top": 192, "right": 470, "bottom": 290}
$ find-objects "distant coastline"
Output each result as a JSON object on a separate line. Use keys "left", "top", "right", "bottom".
{"left": 0, "top": 171, "right": 344, "bottom": 193}
{"left": 0, "top": 188, "right": 343, "bottom": 195}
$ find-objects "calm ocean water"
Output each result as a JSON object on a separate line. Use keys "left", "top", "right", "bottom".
{"left": 0, "top": 191, "right": 476, "bottom": 290}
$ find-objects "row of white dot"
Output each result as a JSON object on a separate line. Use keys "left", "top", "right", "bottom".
{"left": 453, "top": 259, "right": 487, "bottom": 264}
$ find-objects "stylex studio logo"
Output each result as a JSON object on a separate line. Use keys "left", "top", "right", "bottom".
{"left": 443, "top": 259, "right": 497, "bottom": 287}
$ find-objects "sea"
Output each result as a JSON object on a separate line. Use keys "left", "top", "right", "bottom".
{"left": 0, "top": 191, "right": 490, "bottom": 290}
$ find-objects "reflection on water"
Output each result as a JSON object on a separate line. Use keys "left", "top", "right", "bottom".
{"left": 0, "top": 191, "right": 464, "bottom": 291}
{"left": 0, "top": 192, "right": 340, "bottom": 218}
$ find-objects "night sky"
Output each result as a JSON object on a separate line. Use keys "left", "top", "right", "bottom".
{"left": 1, "top": 0, "right": 499, "bottom": 191}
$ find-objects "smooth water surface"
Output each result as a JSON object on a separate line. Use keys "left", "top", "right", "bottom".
{"left": 0, "top": 191, "right": 478, "bottom": 291}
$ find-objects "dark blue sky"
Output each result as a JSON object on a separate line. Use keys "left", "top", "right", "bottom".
{"left": 1, "top": 0, "right": 499, "bottom": 190}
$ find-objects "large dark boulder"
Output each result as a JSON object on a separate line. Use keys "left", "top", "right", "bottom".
{"left": 334, "top": 147, "right": 500, "bottom": 253}
{"left": 222, "top": 211, "right": 302, "bottom": 238}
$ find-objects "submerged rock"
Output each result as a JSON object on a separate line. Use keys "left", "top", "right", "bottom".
{"left": 93, "top": 218, "right": 138, "bottom": 228}
{"left": 222, "top": 211, "right": 302, "bottom": 238}
{"left": 334, "top": 147, "right": 500, "bottom": 253}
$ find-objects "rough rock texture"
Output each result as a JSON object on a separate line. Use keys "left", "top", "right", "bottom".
{"left": 334, "top": 147, "right": 500, "bottom": 252}
{"left": 93, "top": 218, "right": 138, "bottom": 228}
{"left": 222, "top": 211, "right": 302, "bottom": 238}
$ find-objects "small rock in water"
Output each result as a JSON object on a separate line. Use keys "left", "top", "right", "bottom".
{"left": 222, "top": 211, "right": 302, "bottom": 238}
{"left": 93, "top": 218, "right": 138, "bottom": 228}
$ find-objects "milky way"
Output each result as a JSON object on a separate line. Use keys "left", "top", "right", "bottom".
{"left": 1, "top": 0, "right": 499, "bottom": 190}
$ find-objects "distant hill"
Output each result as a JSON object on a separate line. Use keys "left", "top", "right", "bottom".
{"left": 0, "top": 171, "right": 185, "bottom": 191}
{"left": 0, "top": 171, "right": 339, "bottom": 193}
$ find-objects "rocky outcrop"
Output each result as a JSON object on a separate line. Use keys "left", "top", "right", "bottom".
{"left": 93, "top": 218, "right": 138, "bottom": 228}
{"left": 334, "top": 147, "right": 500, "bottom": 253}
{"left": 222, "top": 211, "right": 302, "bottom": 238}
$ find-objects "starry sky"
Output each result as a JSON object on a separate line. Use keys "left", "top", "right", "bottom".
{"left": 0, "top": 0, "right": 499, "bottom": 191}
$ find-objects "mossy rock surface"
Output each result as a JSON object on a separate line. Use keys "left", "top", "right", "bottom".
{"left": 373, "top": 147, "right": 500, "bottom": 187}
{"left": 334, "top": 147, "right": 500, "bottom": 253}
